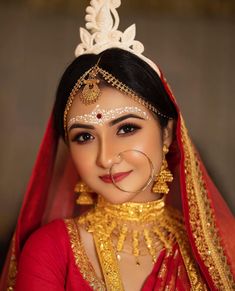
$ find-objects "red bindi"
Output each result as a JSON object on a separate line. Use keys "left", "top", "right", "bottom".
{"left": 96, "top": 113, "right": 102, "bottom": 119}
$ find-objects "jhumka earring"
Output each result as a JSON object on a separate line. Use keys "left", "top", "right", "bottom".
{"left": 152, "top": 145, "right": 173, "bottom": 195}
{"left": 74, "top": 181, "right": 94, "bottom": 205}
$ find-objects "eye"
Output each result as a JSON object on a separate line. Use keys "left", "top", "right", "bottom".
{"left": 117, "top": 123, "right": 141, "bottom": 136}
{"left": 71, "top": 132, "right": 94, "bottom": 144}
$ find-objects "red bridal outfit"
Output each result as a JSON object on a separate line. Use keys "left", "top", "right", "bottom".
{"left": 1, "top": 70, "right": 235, "bottom": 291}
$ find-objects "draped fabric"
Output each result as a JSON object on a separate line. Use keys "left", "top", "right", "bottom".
{"left": 14, "top": 219, "right": 193, "bottom": 291}
{"left": 1, "top": 68, "right": 235, "bottom": 291}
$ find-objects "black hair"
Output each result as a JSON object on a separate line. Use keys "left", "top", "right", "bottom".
{"left": 54, "top": 48, "right": 178, "bottom": 139}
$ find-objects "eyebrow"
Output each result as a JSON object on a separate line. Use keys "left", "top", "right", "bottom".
{"left": 68, "top": 123, "right": 95, "bottom": 132}
{"left": 109, "top": 114, "right": 145, "bottom": 126}
{"left": 68, "top": 114, "right": 145, "bottom": 132}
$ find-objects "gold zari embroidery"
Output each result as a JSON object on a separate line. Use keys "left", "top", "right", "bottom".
{"left": 64, "top": 219, "right": 106, "bottom": 291}
{"left": 93, "top": 226, "right": 125, "bottom": 291}
{"left": 6, "top": 234, "right": 17, "bottom": 291}
{"left": 159, "top": 208, "right": 207, "bottom": 291}
{"left": 181, "top": 115, "right": 235, "bottom": 290}
{"left": 77, "top": 199, "right": 206, "bottom": 291}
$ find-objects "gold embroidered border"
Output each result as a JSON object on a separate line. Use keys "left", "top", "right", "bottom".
{"left": 164, "top": 208, "right": 207, "bottom": 291}
{"left": 74, "top": 214, "right": 124, "bottom": 290}
{"left": 92, "top": 224, "right": 125, "bottom": 291}
{"left": 180, "top": 116, "right": 235, "bottom": 290}
{"left": 64, "top": 218, "right": 106, "bottom": 291}
{"left": 6, "top": 234, "right": 17, "bottom": 291}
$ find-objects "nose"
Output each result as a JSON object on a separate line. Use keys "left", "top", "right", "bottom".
{"left": 96, "top": 140, "right": 120, "bottom": 169}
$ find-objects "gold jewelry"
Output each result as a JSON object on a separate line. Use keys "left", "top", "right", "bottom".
{"left": 74, "top": 181, "right": 94, "bottom": 205}
{"left": 76, "top": 196, "right": 204, "bottom": 291}
{"left": 63, "top": 65, "right": 171, "bottom": 138}
{"left": 109, "top": 149, "right": 155, "bottom": 194}
{"left": 78, "top": 196, "right": 175, "bottom": 265}
{"left": 80, "top": 66, "right": 101, "bottom": 105}
{"left": 152, "top": 145, "right": 173, "bottom": 195}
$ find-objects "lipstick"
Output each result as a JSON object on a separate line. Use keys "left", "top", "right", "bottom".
{"left": 99, "top": 170, "right": 132, "bottom": 183}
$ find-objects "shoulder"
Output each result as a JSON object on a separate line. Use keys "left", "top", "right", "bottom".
{"left": 16, "top": 219, "right": 72, "bottom": 290}
{"left": 20, "top": 219, "right": 70, "bottom": 268}
{"left": 23, "top": 219, "right": 68, "bottom": 249}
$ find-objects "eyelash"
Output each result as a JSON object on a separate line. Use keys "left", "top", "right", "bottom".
{"left": 71, "top": 132, "right": 94, "bottom": 144}
{"left": 71, "top": 123, "right": 141, "bottom": 144}
{"left": 117, "top": 123, "right": 141, "bottom": 136}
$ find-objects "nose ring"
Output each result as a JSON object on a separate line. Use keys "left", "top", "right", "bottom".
{"left": 109, "top": 149, "right": 155, "bottom": 193}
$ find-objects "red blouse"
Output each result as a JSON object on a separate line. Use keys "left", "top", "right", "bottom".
{"left": 15, "top": 219, "right": 205, "bottom": 291}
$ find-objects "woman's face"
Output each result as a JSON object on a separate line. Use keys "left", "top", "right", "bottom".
{"left": 67, "top": 86, "right": 172, "bottom": 204}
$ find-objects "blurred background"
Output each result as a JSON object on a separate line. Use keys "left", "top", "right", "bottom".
{"left": 0, "top": 0, "right": 235, "bottom": 272}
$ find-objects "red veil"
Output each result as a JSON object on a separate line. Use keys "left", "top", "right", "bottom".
{"left": 1, "top": 68, "right": 235, "bottom": 291}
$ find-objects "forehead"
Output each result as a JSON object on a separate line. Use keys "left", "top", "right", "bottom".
{"left": 67, "top": 86, "right": 150, "bottom": 118}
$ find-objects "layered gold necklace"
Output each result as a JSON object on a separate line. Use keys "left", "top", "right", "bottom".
{"left": 78, "top": 196, "right": 176, "bottom": 265}
{"left": 77, "top": 196, "right": 205, "bottom": 291}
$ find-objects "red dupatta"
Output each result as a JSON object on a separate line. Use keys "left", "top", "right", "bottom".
{"left": 1, "top": 69, "right": 235, "bottom": 291}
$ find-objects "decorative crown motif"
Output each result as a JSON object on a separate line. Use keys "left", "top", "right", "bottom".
{"left": 75, "top": 0, "right": 160, "bottom": 75}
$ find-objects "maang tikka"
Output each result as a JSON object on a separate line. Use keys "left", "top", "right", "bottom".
{"left": 152, "top": 145, "right": 173, "bottom": 195}
{"left": 63, "top": 64, "right": 171, "bottom": 138}
{"left": 63, "top": 0, "right": 175, "bottom": 139}
{"left": 80, "top": 65, "right": 101, "bottom": 105}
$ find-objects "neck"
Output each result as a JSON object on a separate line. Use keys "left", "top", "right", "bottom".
{"left": 79, "top": 195, "right": 173, "bottom": 264}
{"left": 96, "top": 195, "right": 165, "bottom": 223}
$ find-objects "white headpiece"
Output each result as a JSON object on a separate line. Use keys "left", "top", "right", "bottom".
{"left": 74, "top": 0, "right": 160, "bottom": 76}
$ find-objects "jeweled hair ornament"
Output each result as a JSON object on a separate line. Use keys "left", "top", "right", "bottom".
{"left": 64, "top": 63, "right": 172, "bottom": 136}
{"left": 75, "top": 0, "right": 160, "bottom": 76}
{"left": 81, "top": 65, "right": 101, "bottom": 105}
{"left": 64, "top": 0, "right": 171, "bottom": 138}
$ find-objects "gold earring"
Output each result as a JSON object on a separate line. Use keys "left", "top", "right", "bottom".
{"left": 152, "top": 145, "right": 173, "bottom": 195}
{"left": 74, "top": 181, "right": 94, "bottom": 205}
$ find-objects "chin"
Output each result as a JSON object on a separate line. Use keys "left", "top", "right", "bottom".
{"left": 97, "top": 191, "right": 137, "bottom": 205}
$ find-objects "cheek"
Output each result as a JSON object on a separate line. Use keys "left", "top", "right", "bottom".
{"left": 137, "top": 141, "right": 163, "bottom": 175}
{"left": 133, "top": 126, "right": 163, "bottom": 153}
{"left": 133, "top": 127, "right": 163, "bottom": 174}
{"left": 69, "top": 144, "right": 95, "bottom": 176}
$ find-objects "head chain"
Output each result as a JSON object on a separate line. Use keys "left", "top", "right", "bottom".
{"left": 63, "top": 65, "right": 171, "bottom": 138}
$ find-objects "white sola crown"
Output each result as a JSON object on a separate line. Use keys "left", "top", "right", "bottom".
{"left": 75, "top": 0, "right": 160, "bottom": 76}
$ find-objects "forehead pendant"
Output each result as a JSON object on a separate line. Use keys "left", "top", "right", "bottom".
{"left": 80, "top": 66, "right": 101, "bottom": 105}
{"left": 63, "top": 0, "right": 171, "bottom": 138}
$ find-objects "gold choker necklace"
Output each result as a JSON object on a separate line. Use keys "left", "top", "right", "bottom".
{"left": 78, "top": 196, "right": 176, "bottom": 264}
{"left": 76, "top": 196, "right": 204, "bottom": 291}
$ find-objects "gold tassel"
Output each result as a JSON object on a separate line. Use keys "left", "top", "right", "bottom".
{"left": 132, "top": 230, "right": 140, "bottom": 265}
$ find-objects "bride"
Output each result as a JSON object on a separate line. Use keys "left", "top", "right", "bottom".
{"left": 1, "top": 1, "right": 234, "bottom": 290}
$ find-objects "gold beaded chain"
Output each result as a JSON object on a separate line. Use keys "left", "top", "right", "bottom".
{"left": 63, "top": 65, "right": 171, "bottom": 139}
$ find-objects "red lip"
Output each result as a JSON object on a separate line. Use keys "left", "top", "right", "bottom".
{"left": 99, "top": 170, "right": 133, "bottom": 183}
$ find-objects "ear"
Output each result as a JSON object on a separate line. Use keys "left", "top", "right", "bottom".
{"left": 162, "top": 119, "right": 174, "bottom": 148}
